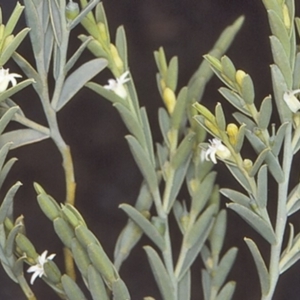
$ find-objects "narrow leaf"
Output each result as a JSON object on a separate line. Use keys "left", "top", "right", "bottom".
{"left": 119, "top": 204, "right": 165, "bottom": 251}
{"left": 55, "top": 58, "right": 108, "bottom": 111}
{"left": 244, "top": 238, "right": 270, "bottom": 295}
{"left": 228, "top": 203, "right": 276, "bottom": 244}
{"left": 144, "top": 246, "right": 175, "bottom": 300}
{"left": 0, "top": 129, "right": 49, "bottom": 149}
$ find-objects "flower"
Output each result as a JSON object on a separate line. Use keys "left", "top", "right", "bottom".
{"left": 283, "top": 89, "right": 300, "bottom": 113}
{"left": 201, "top": 138, "right": 231, "bottom": 164}
{"left": 27, "top": 250, "right": 56, "bottom": 285}
{"left": 104, "top": 71, "right": 130, "bottom": 99}
{"left": 0, "top": 68, "right": 22, "bottom": 93}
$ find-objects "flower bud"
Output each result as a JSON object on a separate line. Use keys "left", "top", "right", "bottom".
{"left": 66, "top": 0, "right": 80, "bottom": 20}
{"left": 204, "top": 119, "right": 220, "bottom": 136}
{"left": 236, "top": 69, "right": 246, "bottom": 87}
{"left": 97, "top": 22, "right": 108, "bottom": 44}
{"left": 282, "top": 4, "right": 291, "bottom": 29}
{"left": 227, "top": 123, "right": 239, "bottom": 145}
{"left": 109, "top": 44, "right": 123, "bottom": 72}
{"left": 163, "top": 87, "right": 176, "bottom": 114}
{"left": 243, "top": 158, "right": 253, "bottom": 172}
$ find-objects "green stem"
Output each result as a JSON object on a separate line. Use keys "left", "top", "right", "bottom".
{"left": 262, "top": 123, "right": 292, "bottom": 300}
{"left": 162, "top": 220, "right": 177, "bottom": 299}
{"left": 18, "top": 275, "right": 37, "bottom": 300}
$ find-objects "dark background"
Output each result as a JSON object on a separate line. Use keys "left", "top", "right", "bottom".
{"left": 0, "top": 0, "right": 299, "bottom": 299}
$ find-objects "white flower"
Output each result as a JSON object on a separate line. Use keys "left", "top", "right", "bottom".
{"left": 27, "top": 250, "right": 56, "bottom": 285}
{"left": 283, "top": 89, "right": 300, "bottom": 113}
{"left": 104, "top": 71, "right": 130, "bottom": 99}
{"left": 0, "top": 68, "right": 22, "bottom": 93}
{"left": 201, "top": 138, "right": 231, "bottom": 164}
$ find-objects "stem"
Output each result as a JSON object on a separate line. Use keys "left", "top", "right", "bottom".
{"left": 18, "top": 275, "right": 37, "bottom": 300}
{"left": 262, "top": 123, "right": 293, "bottom": 300}
{"left": 162, "top": 218, "right": 177, "bottom": 300}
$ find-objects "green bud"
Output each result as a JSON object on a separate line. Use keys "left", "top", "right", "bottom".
{"left": 44, "top": 260, "right": 62, "bottom": 284}
{"left": 15, "top": 233, "right": 38, "bottom": 260}
{"left": 66, "top": 0, "right": 80, "bottom": 20}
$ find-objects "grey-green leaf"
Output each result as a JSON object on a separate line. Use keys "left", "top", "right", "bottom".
{"left": 125, "top": 135, "right": 158, "bottom": 194}
{"left": 144, "top": 246, "right": 175, "bottom": 300}
{"left": 119, "top": 204, "right": 165, "bottom": 251}
{"left": 55, "top": 58, "right": 108, "bottom": 111}
{"left": 244, "top": 238, "right": 270, "bottom": 295}
{"left": 228, "top": 203, "right": 276, "bottom": 244}
{"left": 0, "top": 129, "right": 50, "bottom": 149}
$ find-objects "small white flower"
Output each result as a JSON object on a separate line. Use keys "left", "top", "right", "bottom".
{"left": 201, "top": 138, "right": 231, "bottom": 164}
{"left": 0, "top": 68, "right": 22, "bottom": 93}
{"left": 104, "top": 71, "right": 130, "bottom": 99}
{"left": 283, "top": 89, "right": 300, "bottom": 113}
{"left": 27, "top": 250, "right": 56, "bottom": 285}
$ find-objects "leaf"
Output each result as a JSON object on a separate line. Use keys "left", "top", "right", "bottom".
{"left": 126, "top": 135, "right": 158, "bottom": 194}
{"left": 257, "top": 165, "right": 268, "bottom": 208}
{"left": 158, "top": 107, "right": 171, "bottom": 147}
{"left": 61, "top": 274, "right": 87, "bottom": 300}
{"left": 0, "top": 182, "right": 22, "bottom": 223}
{"left": 225, "top": 164, "right": 253, "bottom": 194}
{"left": 215, "top": 103, "right": 226, "bottom": 131}
{"left": 0, "top": 107, "right": 19, "bottom": 135}
{"left": 166, "top": 153, "right": 192, "bottom": 213}
{"left": 258, "top": 96, "right": 272, "bottom": 129}
{"left": 213, "top": 248, "right": 238, "bottom": 290}
{"left": 141, "top": 107, "right": 155, "bottom": 165}
{"left": 270, "top": 64, "right": 291, "bottom": 123}
{"left": 248, "top": 148, "right": 269, "bottom": 177}
{"left": 88, "top": 265, "right": 110, "bottom": 300}
{"left": 269, "top": 35, "right": 292, "bottom": 88}
{"left": 244, "top": 238, "right": 270, "bottom": 295}
{"left": 171, "top": 132, "right": 195, "bottom": 169}
{"left": 23, "top": 0, "right": 44, "bottom": 61}
{"left": 48, "top": 0, "right": 62, "bottom": 46}
{"left": 219, "top": 87, "right": 251, "bottom": 116}
{"left": 0, "top": 28, "right": 30, "bottom": 66}
{"left": 54, "top": 58, "right": 108, "bottom": 111}
{"left": 111, "top": 278, "right": 131, "bottom": 300}
{"left": 177, "top": 218, "right": 214, "bottom": 280}
{"left": 185, "top": 205, "right": 216, "bottom": 249}
{"left": 119, "top": 204, "right": 165, "bottom": 251}
{"left": 268, "top": 10, "right": 290, "bottom": 57}
{"left": 114, "top": 104, "right": 145, "bottom": 146}
{"left": 0, "top": 158, "right": 17, "bottom": 191}
{"left": 65, "top": 36, "right": 93, "bottom": 73}
{"left": 4, "top": 3, "right": 24, "bottom": 37}
{"left": 221, "top": 188, "right": 251, "bottom": 207}
{"left": 0, "top": 79, "right": 35, "bottom": 104}
{"left": 191, "top": 172, "right": 217, "bottom": 217}
{"left": 228, "top": 203, "right": 276, "bottom": 244}
{"left": 43, "top": 20, "right": 54, "bottom": 73}
{"left": 115, "top": 26, "right": 128, "bottom": 71}
{"left": 86, "top": 81, "right": 127, "bottom": 106}
{"left": 144, "top": 246, "right": 175, "bottom": 300}
{"left": 241, "top": 74, "right": 255, "bottom": 104}
{"left": 171, "top": 87, "right": 188, "bottom": 131}
{"left": 271, "top": 122, "right": 288, "bottom": 156}
{"left": 166, "top": 56, "right": 178, "bottom": 91}
{"left": 68, "top": 0, "right": 100, "bottom": 30}
{"left": 209, "top": 210, "right": 227, "bottom": 256}
{"left": 215, "top": 281, "right": 236, "bottom": 300}
{"left": 0, "top": 129, "right": 49, "bottom": 149}
{"left": 12, "top": 52, "right": 42, "bottom": 94}
{"left": 178, "top": 270, "right": 191, "bottom": 300}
